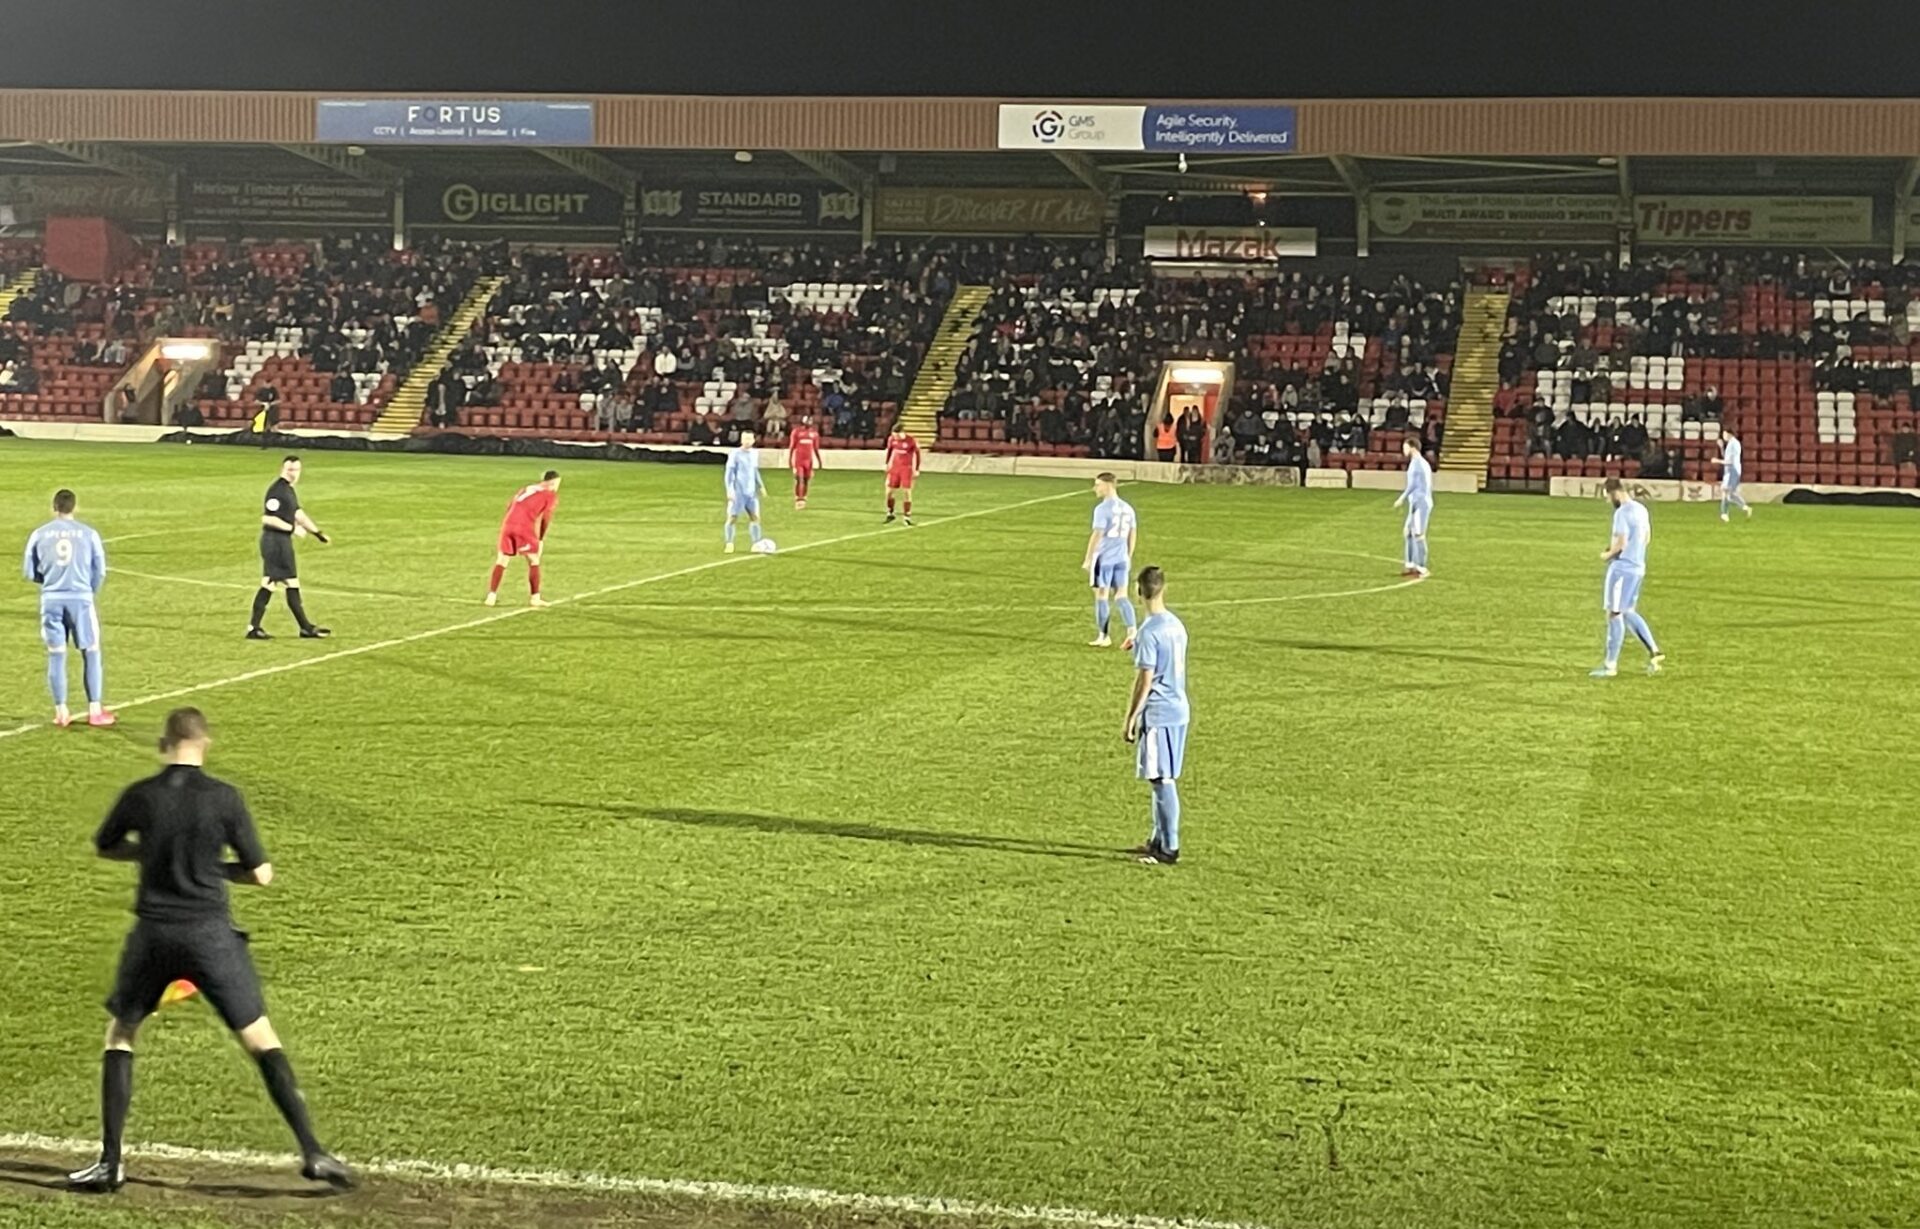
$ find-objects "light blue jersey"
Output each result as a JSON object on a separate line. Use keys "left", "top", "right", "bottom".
{"left": 24, "top": 517, "right": 107, "bottom": 599}
{"left": 1133, "top": 610, "right": 1189, "bottom": 728}
{"left": 1090, "top": 495, "right": 1136, "bottom": 589}
{"left": 725, "top": 447, "right": 762, "bottom": 516}
{"left": 1403, "top": 452, "right": 1434, "bottom": 508}
{"left": 1721, "top": 435, "right": 1743, "bottom": 480}
{"left": 1611, "top": 498, "right": 1651, "bottom": 570}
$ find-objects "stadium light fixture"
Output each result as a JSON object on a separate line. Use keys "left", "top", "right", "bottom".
{"left": 159, "top": 341, "right": 213, "bottom": 362}
{"left": 1169, "top": 367, "right": 1225, "bottom": 384}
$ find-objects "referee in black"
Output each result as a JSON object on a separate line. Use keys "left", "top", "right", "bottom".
{"left": 69, "top": 707, "right": 355, "bottom": 1193}
{"left": 248, "top": 455, "right": 331, "bottom": 641}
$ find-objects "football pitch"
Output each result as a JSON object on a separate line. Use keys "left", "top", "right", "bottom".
{"left": 2, "top": 439, "right": 1918, "bottom": 1229}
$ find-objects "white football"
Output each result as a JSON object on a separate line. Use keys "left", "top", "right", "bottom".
{"left": 752, "top": 538, "right": 778, "bottom": 554}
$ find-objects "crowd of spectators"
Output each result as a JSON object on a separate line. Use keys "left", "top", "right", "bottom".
{"left": 947, "top": 264, "right": 1461, "bottom": 462}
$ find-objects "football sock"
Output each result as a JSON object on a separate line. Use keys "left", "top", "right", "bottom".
{"left": 528, "top": 565, "right": 541, "bottom": 596}
{"left": 488, "top": 564, "right": 504, "bottom": 594}
{"left": 1150, "top": 779, "right": 1181, "bottom": 853}
{"left": 1116, "top": 598, "right": 1137, "bottom": 631}
{"left": 886, "top": 494, "right": 895, "bottom": 514}
{"left": 100, "top": 1050, "right": 132, "bottom": 1167}
{"left": 1415, "top": 537, "right": 1429, "bottom": 568}
{"left": 903, "top": 498, "right": 912, "bottom": 516}
{"left": 255, "top": 1050, "right": 322, "bottom": 1157}
{"left": 47, "top": 650, "right": 68, "bottom": 707}
{"left": 749, "top": 521, "right": 764, "bottom": 545}
{"left": 1404, "top": 531, "right": 1415, "bottom": 567}
{"left": 1719, "top": 494, "right": 1730, "bottom": 516}
{"left": 1095, "top": 598, "right": 1110, "bottom": 635}
{"left": 724, "top": 521, "right": 736, "bottom": 546}
{"left": 1625, "top": 611, "right": 1659, "bottom": 654}
{"left": 1605, "top": 615, "right": 1625, "bottom": 667}
{"left": 250, "top": 587, "right": 273, "bottom": 629}
{"left": 82, "top": 648, "right": 103, "bottom": 703}
{"left": 285, "top": 588, "right": 315, "bottom": 633}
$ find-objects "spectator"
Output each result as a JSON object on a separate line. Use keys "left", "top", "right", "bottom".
{"left": 171, "top": 400, "right": 204, "bottom": 428}
{"left": 1210, "top": 427, "right": 1235, "bottom": 466}
{"left": 728, "top": 388, "right": 757, "bottom": 432}
{"left": 1177, "top": 408, "right": 1208, "bottom": 464}
{"left": 101, "top": 337, "right": 130, "bottom": 367}
{"left": 329, "top": 371, "right": 357, "bottom": 404}
{"left": 762, "top": 392, "right": 789, "bottom": 439}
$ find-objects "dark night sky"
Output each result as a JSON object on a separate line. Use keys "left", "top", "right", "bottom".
{"left": 6, "top": 1, "right": 1920, "bottom": 98}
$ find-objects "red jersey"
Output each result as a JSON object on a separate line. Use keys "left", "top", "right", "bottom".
{"left": 885, "top": 433, "right": 921, "bottom": 474}
{"left": 790, "top": 426, "right": 822, "bottom": 470}
{"left": 502, "top": 484, "right": 558, "bottom": 536}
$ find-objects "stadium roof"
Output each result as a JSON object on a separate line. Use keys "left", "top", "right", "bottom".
{"left": 8, "top": 2, "right": 1920, "bottom": 100}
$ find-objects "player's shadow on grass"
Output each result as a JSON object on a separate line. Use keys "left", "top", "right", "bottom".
{"left": 546, "top": 802, "right": 1122, "bottom": 861}
{"left": 0, "top": 1158, "right": 342, "bottom": 1202}
{"left": 1226, "top": 635, "right": 1535, "bottom": 671}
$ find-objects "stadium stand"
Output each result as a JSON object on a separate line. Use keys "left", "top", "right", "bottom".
{"left": 1493, "top": 252, "right": 1920, "bottom": 487}
{"left": 946, "top": 268, "right": 1459, "bottom": 466}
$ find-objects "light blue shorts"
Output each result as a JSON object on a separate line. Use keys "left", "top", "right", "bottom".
{"left": 41, "top": 598, "right": 100, "bottom": 651}
{"left": 1091, "top": 556, "right": 1130, "bottom": 590}
{"left": 1602, "top": 561, "right": 1645, "bottom": 612}
{"left": 1136, "top": 722, "right": 1188, "bottom": 781}
{"left": 1404, "top": 500, "right": 1432, "bottom": 536}
{"left": 728, "top": 492, "right": 760, "bottom": 518}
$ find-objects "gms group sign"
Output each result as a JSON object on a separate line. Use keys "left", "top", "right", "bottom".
{"left": 998, "top": 104, "right": 1297, "bottom": 152}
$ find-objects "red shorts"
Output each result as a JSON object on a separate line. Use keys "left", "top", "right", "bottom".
{"left": 498, "top": 526, "right": 541, "bottom": 557}
{"left": 794, "top": 463, "right": 815, "bottom": 479}
{"left": 886, "top": 468, "right": 915, "bottom": 489}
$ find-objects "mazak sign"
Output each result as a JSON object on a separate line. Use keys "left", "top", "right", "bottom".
{"left": 1143, "top": 225, "right": 1316, "bottom": 261}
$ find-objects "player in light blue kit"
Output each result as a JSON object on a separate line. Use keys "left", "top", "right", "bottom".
{"left": 22, "top": 488, "right": 115, "bottom": 727}
{"left": 1706, "top": 427, "right": 1751, "bottom": 523}
{"left": 1593, "top": 476, "right": 1665, "bottom": 679}
{"left": 1392, "top": 436, "right": 1434, "bottom": 577}
{"left": 1124, "top": 566, "right": 1188, "bottom": 865}
{"left": 1080, "top": 473, "right": 1138, "bottom": 648}
{"left": 722, "top": 430, "right": 767, "bottom": 554}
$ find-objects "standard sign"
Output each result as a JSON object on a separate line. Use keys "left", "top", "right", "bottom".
{"left": 1143, "top": 225, "right": 1316, "bottom": 261}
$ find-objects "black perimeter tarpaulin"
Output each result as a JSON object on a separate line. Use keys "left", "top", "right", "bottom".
{"left": 1782, "top": 488, "right": 1920, "bottom": 508}
{"left": 158, "top": 429, "right": 726, "bottom": 466}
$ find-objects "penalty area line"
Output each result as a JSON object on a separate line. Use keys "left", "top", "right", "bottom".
{"left": 0, "top": 1131, "right": 1275, "bottom": 1229}
{"left": 0, "top": 488, "right": 1083, "bottom": 743}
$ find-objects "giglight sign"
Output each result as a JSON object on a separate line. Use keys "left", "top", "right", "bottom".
{"left": 998, "top": 104, "right": 1297, "bottom": 152}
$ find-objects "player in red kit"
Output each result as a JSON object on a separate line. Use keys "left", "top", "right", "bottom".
{"left": 883, "top": 424, "right": 921, "bottom": 525}
{"left": 789, "top": 416, "right": 823, "bottom": 509}
{"left": 484, "top": 470, "right": 561, "bottom": 608}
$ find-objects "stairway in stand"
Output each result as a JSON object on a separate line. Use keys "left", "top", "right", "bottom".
{"left": 370, "top": 275, "right": 505, "bottom": 437}
{"left": 1437, "top": 285, "right": 1511, "bottom": 486}
{"left": 897, "top": 284, "right": 991, "bottom": 445}
{"left": 0, "top": 267, "right": 40, "bottom": 321}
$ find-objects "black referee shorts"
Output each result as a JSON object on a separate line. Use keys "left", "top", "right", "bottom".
{"left": 106, "top": 919, "right": 268, "bottom": 1032}
{"left": 260, "top": 532, "right": 298, "bottom": 583}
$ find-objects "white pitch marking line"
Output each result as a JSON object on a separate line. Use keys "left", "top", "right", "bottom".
{"left": 101, "top": 531, "right": 167, "bottom": 544}
{"left": 0, "top": 488, "right": 1084, "bottom": 743}
{"left": 0, "top": 1132, "right": 1275, "bottom": 1229}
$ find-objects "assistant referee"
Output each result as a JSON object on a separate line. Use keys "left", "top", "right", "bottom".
{"left": 248, "top": 454, "right": 331, "bottom": 641}
{"left": 68, "top": 708, "right": 355, "bottom": 1193}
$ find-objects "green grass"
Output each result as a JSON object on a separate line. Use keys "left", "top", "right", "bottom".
{"left": 2, "top": 438, "right": 1919, "bottom": 1229}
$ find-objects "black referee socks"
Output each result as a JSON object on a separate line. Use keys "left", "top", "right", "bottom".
{"left": 255, "top": 1049, "right": 323, "bottom": 1158}
{"left": 284, "top": 589, "right": 315, "bottom": 634}
{"left": 250, "top": 587, "right": 273, "bottom": 629}
{"left": 100, "top": 1050, "right": 132, "bottom": 1167}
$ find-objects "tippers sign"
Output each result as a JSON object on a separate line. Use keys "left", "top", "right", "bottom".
{"left": 1142, "top": 226, "right": 1316, "bottom": 261}
{"left": 1632, "top": 196, "right": 1873, "bottom": 245}
{"left": 997, "top": 104, "right": 1297, "bottom": 153}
